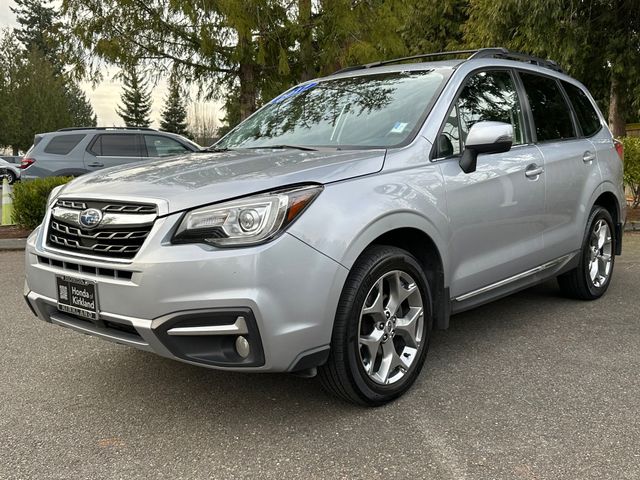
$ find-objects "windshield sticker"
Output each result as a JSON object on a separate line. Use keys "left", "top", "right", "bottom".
{"left": 390, "top": 122, "right": 408, "bottom": 134}
{"left": 270, "top": 82, "right": 318, "bottom": 104}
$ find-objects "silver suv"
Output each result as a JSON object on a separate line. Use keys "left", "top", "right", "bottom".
{"left": 19, "top": 127, "right": 201, "bottom": 179}
{"left": 24, "top": 49, "right": 625, "bottom": 405}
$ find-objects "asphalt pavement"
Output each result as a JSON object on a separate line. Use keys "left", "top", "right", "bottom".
{"left": 1, "top": 236, "right": 639, "bottom": 479}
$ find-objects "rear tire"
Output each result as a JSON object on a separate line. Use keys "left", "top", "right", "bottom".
{"left": 1, "top": 169, "right": 16, "bottom": 185}
{"left": 557, "top": 206, "right": 615, "bottom": 300}
{"left": 318, "top": 245, "right": 433, "bottom": 406}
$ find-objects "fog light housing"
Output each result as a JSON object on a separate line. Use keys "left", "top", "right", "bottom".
{"left": 236, "top": 335, "right": 251, "bottom": 358}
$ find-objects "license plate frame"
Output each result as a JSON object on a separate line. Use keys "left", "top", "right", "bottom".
{"left": 56, "top": 275, "right": 99, "bottom": 321}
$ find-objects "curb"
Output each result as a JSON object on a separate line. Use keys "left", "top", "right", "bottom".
{"left": 625, "top": 221, "right": 640, "bottom": 232}
{"left": 0, "top": 238, "right": 27, "bottom": 250}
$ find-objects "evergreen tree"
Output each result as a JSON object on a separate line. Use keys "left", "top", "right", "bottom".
{"left": 116, "top": 65, "right": 152, "bottom": 127}
{"left": 11, "top": 0, "right": 61, "bottom": 70}
{"left": 160, "top": 71, "right": 188, "bottom": 135}
{"left": 463, "top": 0, "right": 640, "bottom": 136}
{"left": 11, "top": 0, "right": 97, "bottom": 128}
{"left": 65, "top": 82, "right": 98, "bottom": 127}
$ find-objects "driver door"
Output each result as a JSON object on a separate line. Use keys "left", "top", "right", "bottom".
{"left": 436, "top": 69, "right": 546, "bottom": 300}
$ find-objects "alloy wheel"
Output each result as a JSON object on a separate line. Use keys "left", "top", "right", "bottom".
{"left": 358, "top": 270, "right": 424, "bottom": 385}
{"left": 588, "top": 219, "right": 613, "bottom": 288}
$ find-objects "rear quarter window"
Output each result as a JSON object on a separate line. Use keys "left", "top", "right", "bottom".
{"left": 562, "top": 82, "right": 602, "bottom": 137}
{"left": 43, "top": 134, "right": 86, "bottom": 155}
{"left": 519, "top": 72, "right": 576, "bottom": 142}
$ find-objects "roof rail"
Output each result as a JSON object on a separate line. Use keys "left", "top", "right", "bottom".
{"left": 332, "top": 47, "right": 564, "bottom": 75}
{"left": 57, "top": 127, "right": 157, "bottom": 132}
{"left": 333, "top": 49, "right": 481, "bottom": 74}
{"left": 470, "top": 48, "right": 565, "bottom": 73}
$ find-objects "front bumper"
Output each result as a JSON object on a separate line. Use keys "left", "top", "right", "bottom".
{"left": 24, "top": 214, "right": 348, "bottom": 372}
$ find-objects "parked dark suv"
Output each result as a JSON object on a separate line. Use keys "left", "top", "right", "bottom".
{"left": 19, "top": 127, "right": 201, "bottom": 179}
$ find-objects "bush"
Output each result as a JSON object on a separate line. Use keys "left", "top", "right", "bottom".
{"left": 11, "top": 177, "right": 71, "bottom": 229}
{"left": 621, "top": 136, "right": 640, "bottom": 208}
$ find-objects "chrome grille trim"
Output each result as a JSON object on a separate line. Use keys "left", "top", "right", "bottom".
{"left": 50, "top": 221, "right": 149, "bottom": 240}
{"left": 49, "top": 233, "right": 142, "bottom": 254}
{"left": 57, "top": 200, "right": 87, "bottom": 209}
{"left": 52, "top": 199, "right": 158, "bottom": 215}
{"left": 103, "top": 204, "right": 157, "bottom": 214}
{"left": 46, "top": 199, "right": 158, "bottom": 260}
{"left": 51, "top": 207, "right": 156, "bottom": 227}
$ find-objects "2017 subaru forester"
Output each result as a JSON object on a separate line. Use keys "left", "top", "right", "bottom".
{"left": 24, "top": 48, "right": 625, "bottom": 406}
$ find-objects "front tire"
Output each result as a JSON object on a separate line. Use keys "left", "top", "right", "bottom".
{"left": 557, "top": 206, "right": 616, "bottom": 300}
{"left": 319, "top": 245, "right": 432, "bottom": 406}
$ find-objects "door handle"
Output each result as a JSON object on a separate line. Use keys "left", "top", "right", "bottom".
{"left": 524, "top": 165, "right": 544, "bottom": 178}
{"left": 87, "top": 162, "right": 104, "bottom": 168}
{"left": 583, "top": 151, "right": 596, "bottom": 163}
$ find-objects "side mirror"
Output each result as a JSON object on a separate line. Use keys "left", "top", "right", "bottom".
{"left": 459, "top": 121, "right": 513, "bottom": 174}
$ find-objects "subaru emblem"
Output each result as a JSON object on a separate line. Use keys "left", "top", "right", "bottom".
{"left": 79, "top": 208, "right": 103, "bottom": 229}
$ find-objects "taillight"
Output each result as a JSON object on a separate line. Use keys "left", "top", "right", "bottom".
{"left": 614, "top": 139, "right": 624, "bottom": 160}
{"left": 19, "top": 158, "right": 35, "bottom": 169}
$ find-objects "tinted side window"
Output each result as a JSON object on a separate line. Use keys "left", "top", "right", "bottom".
{"left": 43, "top": 135, "right": 86, "bottom": 155}
{"left": 92, "top": 134, "right": 141, "bottom": 157}
{"left": 144, "top": 135, "right": 189, "bottom": 157}
{"left": 562, "top": 82, "right": 602, "bottom": 137}
{"left": 438, "top": 70, "right": 525, "bottom": 156}
{"left": 520, "top": 73, "right": 576, "bottom": 142}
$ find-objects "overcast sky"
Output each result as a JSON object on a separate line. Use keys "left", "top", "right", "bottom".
{"left": 0, "top": 0, "right": 220, "bottom": 128}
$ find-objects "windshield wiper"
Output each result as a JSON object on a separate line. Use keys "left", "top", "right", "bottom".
{"left": 204, "top": 146, "right": 231, "bottom": 152}
{"left": 243, "top": 144, "right": 318, "bottom": 152}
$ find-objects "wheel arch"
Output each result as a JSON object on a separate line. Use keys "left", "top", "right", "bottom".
{"left": 591, "top": 185, "right": 623, "bottom": 255}
{"left": 339, "top": 215, "right": 450, "bottom": 330}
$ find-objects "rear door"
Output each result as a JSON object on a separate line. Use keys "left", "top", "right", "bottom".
{"left": 84, "top": 133, "right": 144, "bottom": 171}
{"left": 518, "top": 72, "right": 601, "bottom": 260}
{"left": 437, "top": 69, "right": 546, "bottom": 299}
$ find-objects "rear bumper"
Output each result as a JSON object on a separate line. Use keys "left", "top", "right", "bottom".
{"left": 24, "top": 216, "right": 348, "bottom": 372}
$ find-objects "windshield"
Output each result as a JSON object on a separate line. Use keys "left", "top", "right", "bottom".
{"left": 217, "top": 70, "right": 446, "bottom": 150}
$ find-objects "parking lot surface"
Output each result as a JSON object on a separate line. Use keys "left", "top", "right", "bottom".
{"left": 1, "top": 235, "right": 639, "bottom": 479}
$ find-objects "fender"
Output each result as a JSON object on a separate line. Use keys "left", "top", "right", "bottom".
{"left": 337, "top": 210, "right": 449, "bottom": 279}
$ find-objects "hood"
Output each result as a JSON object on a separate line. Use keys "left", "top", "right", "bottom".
{"left": 62, "top": 148, "right": 385, "bottom": 213}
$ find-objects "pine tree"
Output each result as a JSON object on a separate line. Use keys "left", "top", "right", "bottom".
{"left": 65, "top": 82, "right": 97, "bottom": 127}
{"left": 11, "top": 0, "right": 60, "bottom": 69}
{"left": 11, "top": 0, "right": 97, "bottom": 128}
{"left": 160, "top": 71, "right": 188, "bottom": 135}
{"left": 116, "top": 65, "right": 152, "bottom": 127}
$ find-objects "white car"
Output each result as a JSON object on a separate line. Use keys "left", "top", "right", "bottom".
{"left": 0, "top": 157, "right": 21, "bottom": 184}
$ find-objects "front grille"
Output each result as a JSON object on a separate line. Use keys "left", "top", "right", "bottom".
{"left": 46, "top": 199, "right": 157, "bottom": 260}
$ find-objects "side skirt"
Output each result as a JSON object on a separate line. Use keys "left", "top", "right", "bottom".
{"left": 449, "top": 252, "right": 579, "bottom": 315}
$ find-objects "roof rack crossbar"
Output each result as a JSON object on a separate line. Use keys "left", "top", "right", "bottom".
{"left": 57, "top": 127, "right": 157, "bottom": 132}
{"left": 331, "top": 47, "right": 565, "bottom": 75}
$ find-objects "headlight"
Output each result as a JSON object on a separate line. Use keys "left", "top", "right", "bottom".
{"left": 173, "top": 184, "right": 323, "bottom": 247}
